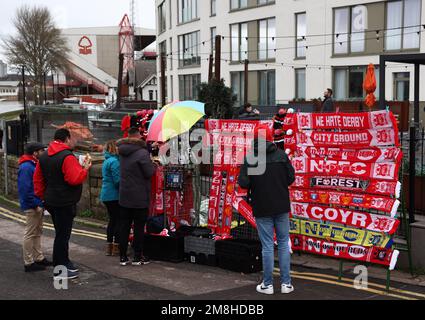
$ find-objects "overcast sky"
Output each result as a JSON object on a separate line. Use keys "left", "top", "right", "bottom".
{"left": 0, "top": 0, "right": 155, "bottom": 63}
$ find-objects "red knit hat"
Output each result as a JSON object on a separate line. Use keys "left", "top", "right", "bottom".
{"left": 254, "top": 124, "right": 274, "bottom": 142}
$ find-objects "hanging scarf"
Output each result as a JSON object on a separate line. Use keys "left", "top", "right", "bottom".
{"left": 289, "top": 188, "right": 400, "bottom": 216}
{"left": 290, "top": 202, "right": 400, "bottom": 234}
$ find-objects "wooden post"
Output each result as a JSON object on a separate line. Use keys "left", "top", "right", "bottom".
{"left": 244, "top": 59, "right": 249, "bottom": 105}
{"left": 116, "top": 53, "right": 124, "bottom": 109}
{"left": 161, "top": 53, "right": 166, "bottom": 107}
{"left": 208, "top": 54, "right": 213, "bottom": 84}
{"left": 215, "top": 35, "right": 221, "bottom": 82}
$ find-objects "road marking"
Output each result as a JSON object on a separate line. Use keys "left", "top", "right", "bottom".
{"left": 283, "top": 273, "right": 417, "bottom": 300}
{"left": 273, "top": 268, "right": 423, "bottom": 300}
{"left": 289, "top": 270, "right": 425, "bottom": 299}
{"left": 0, "top": 205, "right": 423, "bottom": 299}
{"left": 0, "top": 208, "right": 106, "bottom": 240}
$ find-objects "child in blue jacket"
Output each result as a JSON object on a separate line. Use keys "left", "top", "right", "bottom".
{"left": 100, "top": 140, "right": 121, "bottom": 256}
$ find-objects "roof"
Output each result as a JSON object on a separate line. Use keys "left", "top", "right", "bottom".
{"left": 134, "top": 60, "right": 157, "bottom": 87}
{"left": 61, "top": 26, "right": 156, "bottom": 37}
{"left": 0, "top": 81, "right": 20, "bottom": 87}
{"left": 138, "top": 74, "right": 157, "bottom": 89}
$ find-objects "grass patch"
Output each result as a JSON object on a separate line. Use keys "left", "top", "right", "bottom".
{"left": 0, "top": 195, "right": 20, "bottom": 209}
{"left": 0, "top": 110, "right": 22, "bottom": 121}
{"left": 79, "top": 209, "right": 94, "bottom": 219}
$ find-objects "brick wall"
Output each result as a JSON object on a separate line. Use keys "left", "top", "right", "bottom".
{"left": 0, "top": 152, "right": 108, "bottom": 220}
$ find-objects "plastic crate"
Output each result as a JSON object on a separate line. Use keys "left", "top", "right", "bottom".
{"left": 144, "top": 234, "right": 185, "bottom": 263}
{"left": 185, "top": 252, "right": 217, "bottom": 267}
{"left": 215, "top": 239, "right": 262, "bottom": 274}
{"left": 184, "top": 236, "right": 216, "bottom": 256}
{"left": 184, "top": 236, "right": 217, "bottom": 266}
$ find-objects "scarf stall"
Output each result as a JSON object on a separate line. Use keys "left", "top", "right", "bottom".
{"left": 204, "top": 110, "right": 402, "bottom": 270}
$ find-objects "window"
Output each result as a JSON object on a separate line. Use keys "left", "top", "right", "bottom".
{"left": 333, "top": 6, "right": 365, "bottom": 54}
{"left": 179, "top": 74, "right": 201, "bottom": 100}
{"left": 158, "top": 2, "right": 166, "bottom": 33}
{"left": 211, "top": 0, "right": 216, "bottom": 16}
{"left": 159, "top": 40, "right": 167, "bottom": 69}
{"left": 394, "top": 72, "right": 410, "bottom": 101}
{"left": 179, "top": 0, "right": 199, "bottom": 24}
{"left": 169, "top": 0, "right": 172, "bottom": 29}
{"left": 385, "top": 0, "right": 421, "bottom": 51}
{"left": 231, "top": 72, "right": 245, "bottom": 107}
{"left": 295, "top": 69, "right": 306, "bottom": 99}
{"left": 149, "top": 90, "right": 154, "bottom": 101}
{"left": 169, "top": 38, "right": 173, "bottom": 70}
{"left": 231, "top": 0, "right": 248, "bottom": 10}
{"left": 333, "top": 66, "right": 380, "bottom": 100}
{"left": 296, "top": 13, "right": 306, "bottom": 58}
{"left": 259, "top": 70, "right": 275, "bottom": 105}
{"left": 211, "top": 27, "right": 217, "bottom": 54}
{"left": 231, "top": 23, "right": 248, "bottom": 61}
{"left": 258, "top": 18, "right": 276, "bottom": 60}
{"left": 178, "top": 31, "right": 201, "bottom": 67}
{"left": 258, "top": 0, "right": 274, "bottom": 4}
{"left": 170, "top": 75, "right": 174, "bottom": 101}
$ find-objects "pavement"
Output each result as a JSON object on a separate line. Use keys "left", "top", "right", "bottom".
{"left": 0, "top": 201, "right": 424, "bottom": 301}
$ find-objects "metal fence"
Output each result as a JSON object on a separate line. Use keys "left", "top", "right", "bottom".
{"left": 28, "top": 105, "right": 141, "bottom": 147}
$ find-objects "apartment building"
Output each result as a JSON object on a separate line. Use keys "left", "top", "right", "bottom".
{"left": 156, "top": 0, "right": 425, "bottom": 111}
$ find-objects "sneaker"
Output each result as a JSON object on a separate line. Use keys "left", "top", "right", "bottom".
{"left": 24, "top": 263, "right": 46, "bottom": 273}
{"left": 66, "top": 262, "right": 79, "bottom": 273}
{"left": 281, "top": 283, "right": 294, "bottom": 294}
{"left": 53, "top": 270, "right": 79, "bottom": 281}
{"left": 132, "top": 256, "right": 151, "bottom": 266}
{"left": 256, "top": 282, "right": 274, "bottom": 295}
{"left": 120, "top": 257, "right": 131, "bottom": 266}
{"left": 35, "top": 258, "right": 53, "bottom": 267}
{"left": 141, "top": 256, "right": 150, "bottom": 265}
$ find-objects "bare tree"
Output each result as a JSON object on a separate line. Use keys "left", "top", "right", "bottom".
{"left": 2, "top": 5, "right": 69, "bottom": 105}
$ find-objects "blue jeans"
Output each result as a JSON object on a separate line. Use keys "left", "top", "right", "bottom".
{"left": 255, "top": 213, "right": 291, "bottom": 286}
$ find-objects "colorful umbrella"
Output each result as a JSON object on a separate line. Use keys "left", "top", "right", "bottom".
{"left": 363, "top": 63, "right": 377, "bottom": 109}
{"left": 147, "top": 101, "right": 205, "bottom": 142}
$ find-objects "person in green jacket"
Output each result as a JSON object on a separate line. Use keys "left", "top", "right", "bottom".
{"left": 100, "top": 140, "right": 121, "bottom": 256}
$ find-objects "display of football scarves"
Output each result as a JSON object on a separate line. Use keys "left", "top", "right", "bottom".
{"left": 205, "top": 111, "right": 401, "bottom": 269}
{"left": 290, "top": 235, "right": 399, "bottom": 269}
{"left": 290, "top": 189, "right": 400, "bottom": 215}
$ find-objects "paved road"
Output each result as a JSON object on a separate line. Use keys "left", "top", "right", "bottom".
{"left": 0, "top": 101, "right": 23, "bottom": 114}
{"left": 0, "top": 204, "right": 424, "bottom": 301}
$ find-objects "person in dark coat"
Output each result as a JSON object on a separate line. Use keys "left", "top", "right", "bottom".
{"left": 238, "top": 124, "right": 295, "bottom": 295}
{"left": 18, "top": 142, "right": 52, "bottom": 272}
{"left": 117, "top": 128, "right": 156, "bottom": 266}
{"left": 238, "top": 103, "right": 260, "bottom": 120}
{"left": 100, "top": 140, "right": 121, "bottom": 256}
{"left": 321, "top": 88, "right": 334, "bottom": 113}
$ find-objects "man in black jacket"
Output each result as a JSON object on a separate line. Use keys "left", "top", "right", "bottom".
{"left": 238, "top": 124, "right": 295, "bottom": 295}
{"left": 117, "top": 128, "right": 156, "bottom": 266}
{"left": 321, "top": 88, "right": 334, "bottom": 113}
